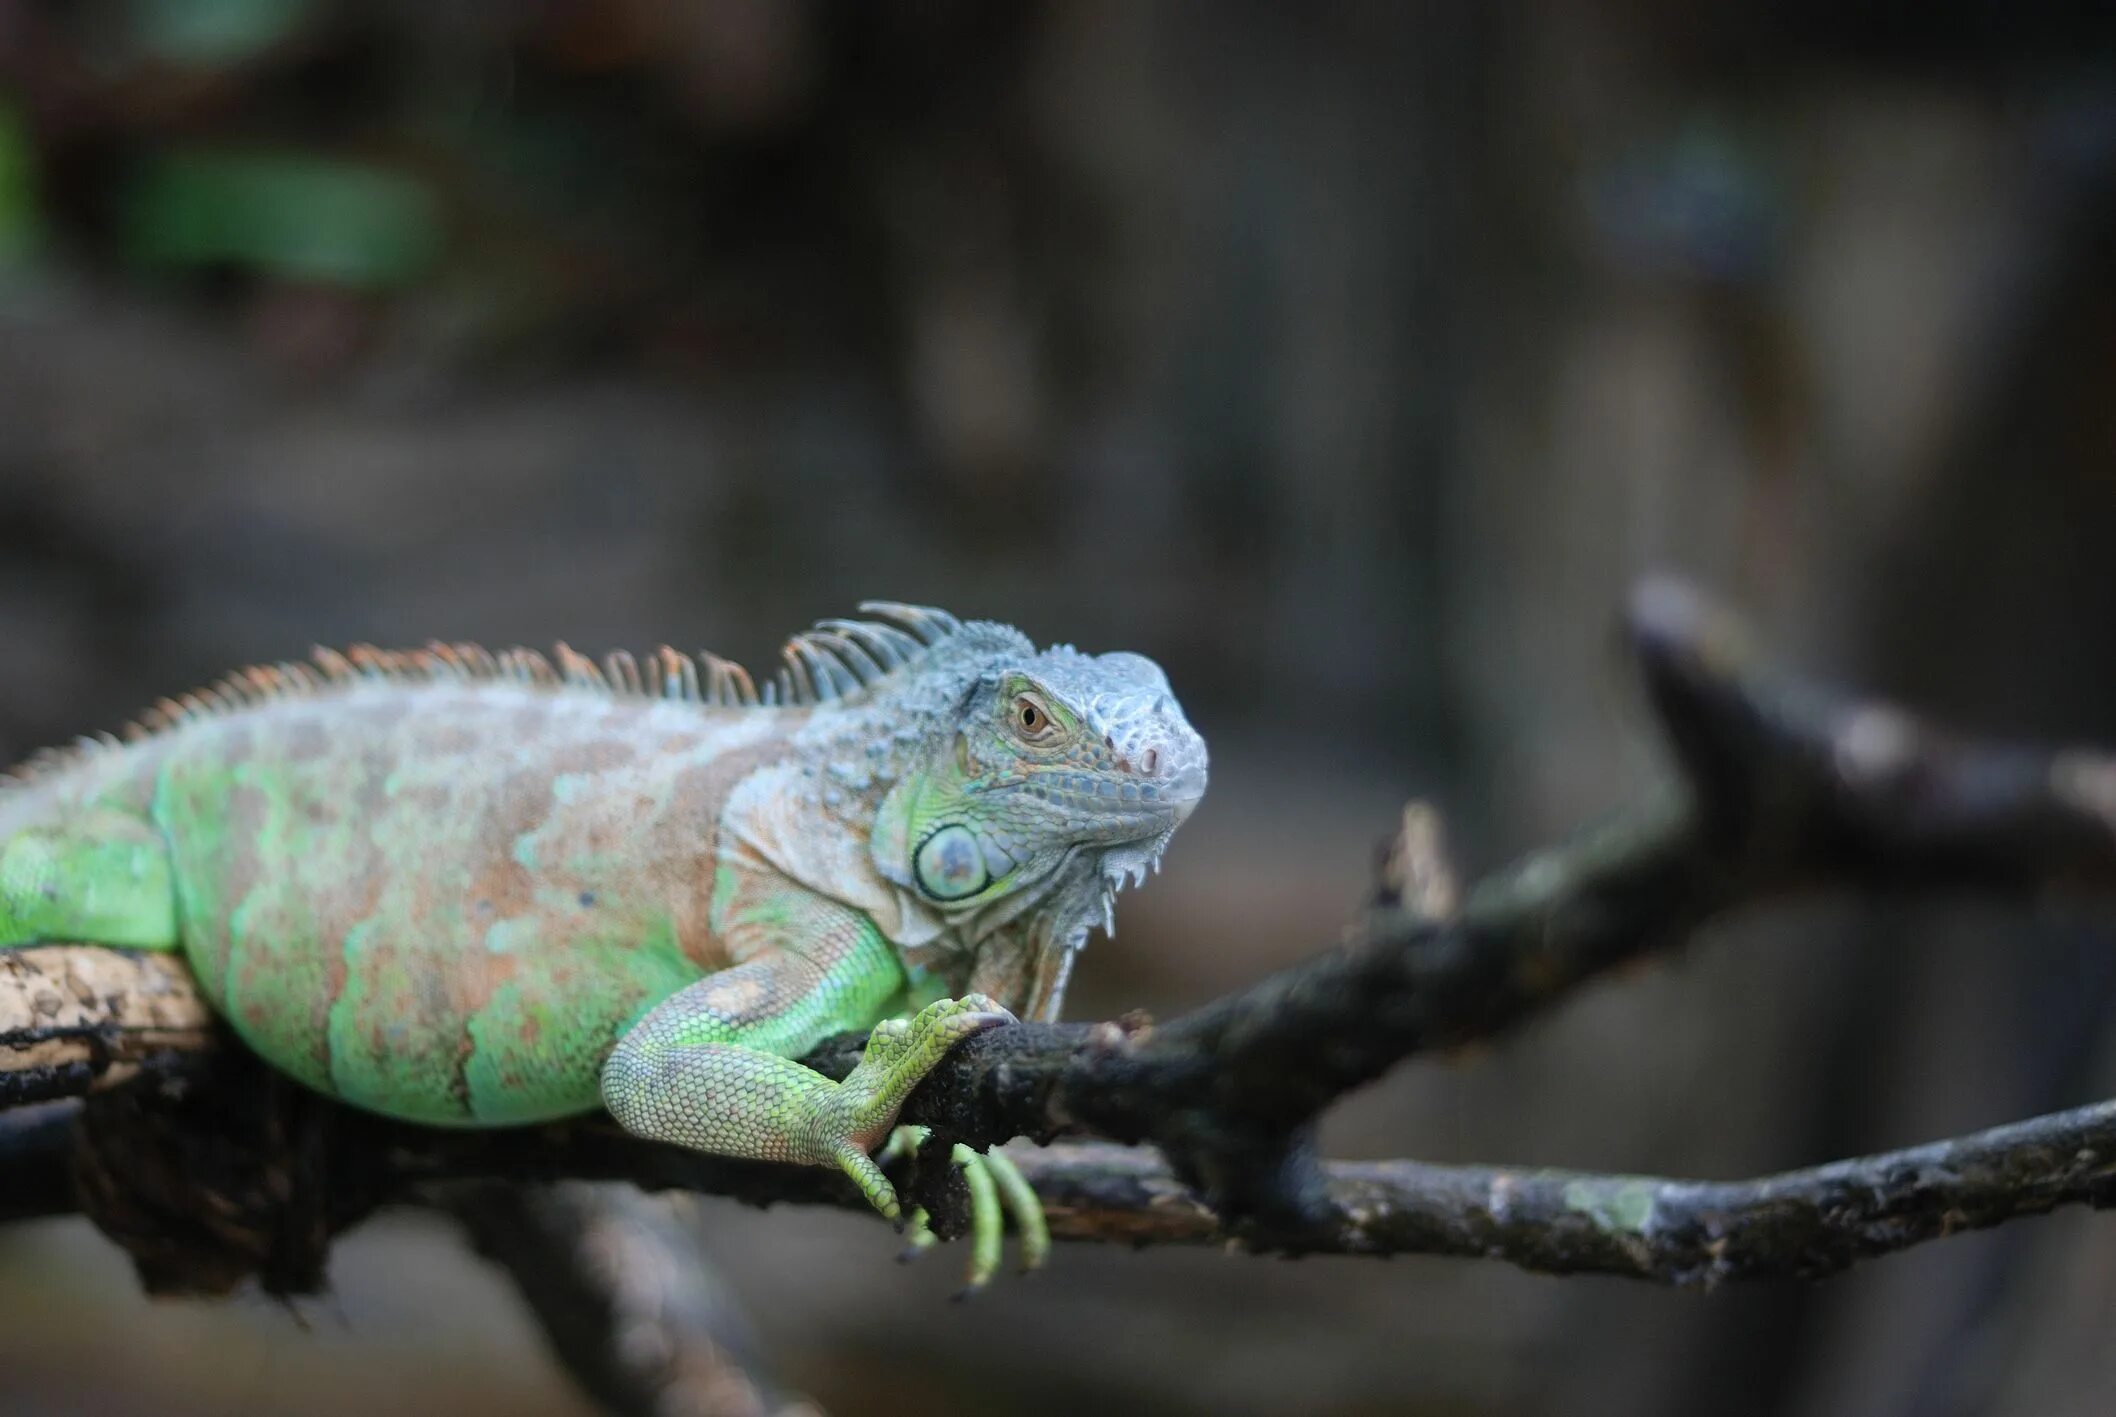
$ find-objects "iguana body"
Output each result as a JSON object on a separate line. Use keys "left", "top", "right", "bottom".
{"left": 0, "top": 605, "right": 1206, "bottom": 1273}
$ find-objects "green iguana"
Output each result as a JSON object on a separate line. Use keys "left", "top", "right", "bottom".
{"left": 0, "top": 604, "right": 1207, "bottom": 1287}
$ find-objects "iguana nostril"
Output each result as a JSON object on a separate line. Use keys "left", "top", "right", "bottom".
{"left": 1140, "top": 747, "right": 1159, "bottom": 776}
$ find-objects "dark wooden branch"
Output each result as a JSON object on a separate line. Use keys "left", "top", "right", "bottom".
{"left": 1010, "top": 1103, "right": 2116, "bottom": 1285}
{"left": 369, "top": 1096, "right": 2116, "bottom": 1285}
{"left": 797, "top": 579, "right": 2116, "bottom": 1229}
{"left": 439, "top": 1182, "right": 816, "bottom": 1417}
{"left": 0, "top": 945, "right": 215, "bottom": 1108}
{"left": 21, "top": 1087, "right": 2114, "bottom": 1292}
{"left": 6, "top": 577, "right": 2116, "bottom": 1287}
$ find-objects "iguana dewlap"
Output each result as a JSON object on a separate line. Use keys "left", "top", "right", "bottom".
{"left": 0, "top": 604, "right": 1206, "bottom": 1266}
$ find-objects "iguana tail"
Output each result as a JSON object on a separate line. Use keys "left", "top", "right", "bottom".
{"left": 0, "top": 801, "right": 178, "bottom": 950}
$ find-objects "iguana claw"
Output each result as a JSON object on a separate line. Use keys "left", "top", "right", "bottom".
{"left": 885, "top": 1126, "right": 1051, "bottom": 1294}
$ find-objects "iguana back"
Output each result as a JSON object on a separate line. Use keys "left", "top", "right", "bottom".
{"left": 4, "top": 665, "right": 820, "bottom": 1122}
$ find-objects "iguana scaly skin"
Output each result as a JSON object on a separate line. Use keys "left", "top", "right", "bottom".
{"left": 0, "top": 605, "right": 1206, "bottom": 1285}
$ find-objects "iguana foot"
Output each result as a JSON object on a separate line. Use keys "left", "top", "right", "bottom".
{"left": 886, "top": 1127, "right": 1050, "bottom": 1295}
{"left": 825, "top": 994, "right": 1014, "bottom": 1223}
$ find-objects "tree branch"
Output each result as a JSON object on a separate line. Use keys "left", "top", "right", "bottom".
{"left": 439, "top": 1182, "right": 819, "bottom": 1416}
{"left": 0, "top": 945, "right": 214, "bottom": 1108}
{"left": 801, "top": 579, "right": 2116, "bottom": 1227}
{"left": 1010, "top": 1105, "right": 2116, "bottom": 1286}
{"left": 6, "top": 577, "right": 2116, "bottom": 1287}
{"left": 21, "top": 1091, "right": 2114, "bottom": 1293}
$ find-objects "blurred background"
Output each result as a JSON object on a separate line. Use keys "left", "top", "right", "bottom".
{"left": 4, "top": 2, "right": 2116, "bottom": 1414}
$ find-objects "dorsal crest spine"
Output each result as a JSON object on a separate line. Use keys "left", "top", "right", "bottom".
{"left": 3, "top": 603, "right": 970, "bottom": 789}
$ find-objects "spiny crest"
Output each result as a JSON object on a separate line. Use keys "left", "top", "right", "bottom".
{"left": 771, "top": 601, "right": 964, "bottom": 706}
{"left": 1, "top": 603, "right": 972, "bottom": 789}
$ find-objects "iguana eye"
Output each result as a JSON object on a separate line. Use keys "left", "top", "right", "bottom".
{"left": 1012, "top": 696, "right": 1053, "bottom": 740}
{"left": 914, "top": 824, "right": 991, "bottom": 901}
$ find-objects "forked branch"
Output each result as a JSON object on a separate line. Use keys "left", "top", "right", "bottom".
{"left": 4, "top": 578, "right": 2115, "bottom": 1289}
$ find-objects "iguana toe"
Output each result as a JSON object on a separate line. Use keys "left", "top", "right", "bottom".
{"left": 981, "top": 1147, "right": 1050, "bottom": 1274}
{"left": 880, "top": 1126, "right": 1048, "bottom": 1292}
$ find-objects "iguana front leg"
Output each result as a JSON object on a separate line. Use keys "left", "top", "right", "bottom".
{"left": 598, "top": 890, "right": 1012, "bottom": 1221}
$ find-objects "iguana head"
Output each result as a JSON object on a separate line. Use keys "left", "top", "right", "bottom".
{"left": 868, "top": 621, "right": 1207, "bottom": 950}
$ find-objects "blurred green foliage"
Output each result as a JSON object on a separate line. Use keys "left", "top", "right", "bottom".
{"left": 124, "top": 0, "right": 317, "bottom": 67}
{"left": 0, "top": 104, "right": 40, "bottom": 270}
{"left": 124, "top": 149, "right": 441, "bottom": 289}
